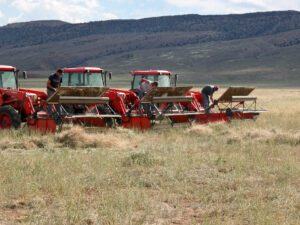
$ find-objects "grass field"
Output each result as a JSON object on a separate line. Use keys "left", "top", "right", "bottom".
{"left": 0, "top": 89, "right": 299, "bottom": 225}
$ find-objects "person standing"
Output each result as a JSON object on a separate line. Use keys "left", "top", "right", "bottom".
{"left": 47, "top": 69, "right": 63, "bottom": 116}
{"left": 47, "top": 68, "right": 63, "bottom": 98}
{"left": 201, "top": 85, "right": 219, "bottom": 113}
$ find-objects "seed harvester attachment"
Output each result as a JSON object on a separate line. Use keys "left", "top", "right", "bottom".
{"left": 138, "top": 86, "right": 204, "bottom": 127}
{"left": 46, "top": 86, "right": 121, "bottom": 130}
{"left": 187, "top": 86, "right": 266, "bottom": 124}
{"left": 215, "top": 86, "right": 266, "bottom": 119}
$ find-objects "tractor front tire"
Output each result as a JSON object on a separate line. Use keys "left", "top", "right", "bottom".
{"left": 0, "top": 106, "right": 21, "bottom": 129}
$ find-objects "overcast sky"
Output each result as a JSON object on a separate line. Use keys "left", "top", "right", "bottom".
{"left": 0, "top": 0, "right": 299, "bottom": 26}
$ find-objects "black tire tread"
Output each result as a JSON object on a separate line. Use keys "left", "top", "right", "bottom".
{"left": 0, "top": 105, "right": 21, "bottom": 129}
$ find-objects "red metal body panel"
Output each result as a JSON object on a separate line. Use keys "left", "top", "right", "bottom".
{"left": 232, "top": 112, "right": 257, "bottom": 120}
{"left": 27, "top": 116, "right": 57, "bottom": 133}
{"left": 195, "top": 113, "right": 229, "bottom": 124}
{"left": 121, "top": 116, "right": 151, "bottom": 130}
{"left": 132, "top": 70, "right": 171, "bottom": 75}
{"left": 168, "top": 115, "right": 191, "bottom": 123}
{"left": 63, "top": 67, "right": 104, "bottom": 73}
{"left": 0, "top": 65, "right": 16, "bottom": 71}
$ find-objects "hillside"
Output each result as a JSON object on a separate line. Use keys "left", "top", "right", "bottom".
{"left": 0, "top": 11, "right": 300, "bottom": 86}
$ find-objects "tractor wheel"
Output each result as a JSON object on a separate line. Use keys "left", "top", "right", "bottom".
{"left": 97, "top": 105, "right": 114, "bottom": 128}
{"left": 0, "top": 106, "right": 21, "bottom": 129}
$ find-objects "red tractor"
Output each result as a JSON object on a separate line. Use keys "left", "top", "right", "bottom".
{"left": 0, "top": 66, "right": 122, "bottom": 132}
{"left": 0, "top": 65, "right": 54, "bottom": 130}
{"left": 127, "top": 70, "right": 203, "bottom": 126}
{"left": 129, "top": 70, "right": 265, "bottom": 124}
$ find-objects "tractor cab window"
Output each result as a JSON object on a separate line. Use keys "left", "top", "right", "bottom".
{"left": 158, "top": 75, "right": 171, "bottom": 87}
{"left": 0, "top": 71, "right": 17, "bottom": 89}
{"left": 86, "top": 72, "right": 104, "bottom": 87}
{"left": 62, "top": 72, "right": 104, "bottom": 87}
{"left": 132, "top": 75, "right": 171, "bottom": 89}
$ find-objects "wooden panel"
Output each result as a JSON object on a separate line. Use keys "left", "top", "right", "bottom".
{"left": 218, "top": 87, "right": 255, "bottom": 103}
{"left": 152, "top": 96, "right": 193, "bottom": 103}
{"left": 47, "top": 87, "right": 109, "bottom": 104}
{"left": 59, "top": 96, "right": 109, "bottom": 104}
{"left": 142, "top": 86, "right": 192, "bottom": 102}
{"left": 231, "top": 96, "right": 257, "bottom": 102}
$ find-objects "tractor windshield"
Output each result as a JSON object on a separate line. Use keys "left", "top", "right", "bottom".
{"left": 132, "top": 75, "right": 171, "bottom": 89}
{"left": 62, "top": 72, "right": 104, "bottom": 87}
{"left": 0, "top": 71, "right": 17, "bottom": 89}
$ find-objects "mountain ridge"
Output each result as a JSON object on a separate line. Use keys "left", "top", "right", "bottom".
{"left": 0, "top": 11, "right": 300, "bottom": 86}
{"left": 1, "top": 10, "right": 300, "bottom": 48}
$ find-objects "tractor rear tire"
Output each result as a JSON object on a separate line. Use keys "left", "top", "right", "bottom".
{"left": 0, "top": 106, "right": 21, "bottom": 129}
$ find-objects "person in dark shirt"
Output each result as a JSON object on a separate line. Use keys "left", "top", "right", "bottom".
{"left": 201, "top": 85, "right": 219, "bottom": 113}
{"left": 47, "top": 69, "right": 63, "bottom": 115}
{"left": 47, "top": 69, "right": 63, "bottom": 97}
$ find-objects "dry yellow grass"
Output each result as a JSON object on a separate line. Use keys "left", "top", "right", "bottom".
{"left": 0, "top": 88, "right": 299, "bottom": 225}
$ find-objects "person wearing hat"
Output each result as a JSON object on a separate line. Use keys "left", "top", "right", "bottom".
{"left": 201, "top": 85, "right": 219, "bottom": 113}
{"left": 47, "top": 68, "right": 63, "bottom": 98}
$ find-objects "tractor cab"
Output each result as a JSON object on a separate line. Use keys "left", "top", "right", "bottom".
{"left": 0, "top": 65, "right": 18, "bottom": 89}
{"left": 131, "top": 70, "right": 177, "bottom": 90}
{"left": 62, "top": 67, "right": 111, "bottom": 87}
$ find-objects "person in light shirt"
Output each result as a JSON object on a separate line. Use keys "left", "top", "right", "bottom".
{"left": 136, "top": 78, "right": 158, "bottom": 99}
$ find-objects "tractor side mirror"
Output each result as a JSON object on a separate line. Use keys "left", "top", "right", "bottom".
{"left": 103, "top": 71, "right": 107, "bottom": 87}
{"left": 23, "top": 71, "right": 28, "bottom": 79}
{"left": 108, "top": 72, "right": 112, "bottom": 80}
{"left": 15, "top": 69, "right": 20, "bottom": 88}
{"left": 174, "top": 74, "right": 178, "bottom": 87}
